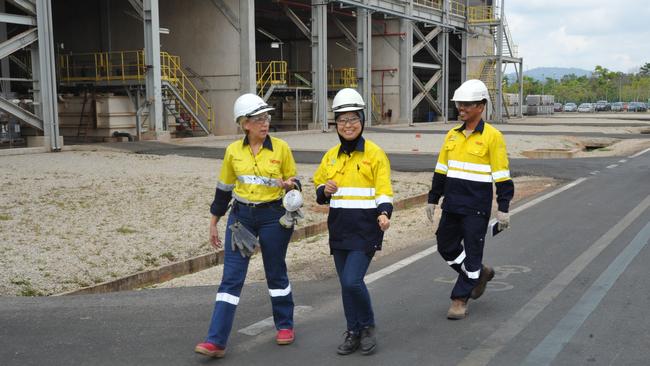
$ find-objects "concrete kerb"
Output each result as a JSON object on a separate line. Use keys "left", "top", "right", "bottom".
{"left": 58, "top": 193, "right": 429, "bottom": 296}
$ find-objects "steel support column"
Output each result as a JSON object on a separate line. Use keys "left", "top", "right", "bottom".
{"left": 399, "top": 18, "right": 413, "bottom": 125}
{"left": 437, "top": 30, "right": 449, "bottom": 123}
{"left": 495, "top": 0, "right": 505, "bottom": 122}
{"left": 35, "top": 0, "right": 59, "bottom": 150}
{"left": 312, "top": 0, "right": 327, "bottom": 131}
{"left": 356, "top": 8, "right": 372, "bottom": 126}
{"left": 143, "top": 0, "right": 163, "bottom": 132}
{"left": 518, "top": 59, "right": 523, "bottom": 117}
{"left": 239, "top": 0, "right": 255, "bottom": 93}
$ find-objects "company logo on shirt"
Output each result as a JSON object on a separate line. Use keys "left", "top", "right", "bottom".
{"left": 269, "top": 159, "right": 281, "bottom": 164}
{"left": 475, "top": 141, "right": 483, "bottom": 146}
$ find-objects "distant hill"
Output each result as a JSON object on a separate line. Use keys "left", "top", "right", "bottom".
{"left": 506, "top": 67, "right": 592, "bottom": 82}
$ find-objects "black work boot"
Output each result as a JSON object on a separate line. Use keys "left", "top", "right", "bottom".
{"left": 359, "top": 326, "right": 377, "bottom": 355}
{"left": 337, "top": 331, "right": 360, "bottom": 355}
{"left": 470, "top": 265, "right": 495, "bottom": 300}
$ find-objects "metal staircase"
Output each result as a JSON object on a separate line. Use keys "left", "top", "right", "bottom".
{"left": 467, "top": 3, "right": 521, "bottom": 120}
{"left": 59, "top": 50, "right": 214, "bottom": 135}
{"left": 256, "top": 61, "right": 287, "bottom": 102}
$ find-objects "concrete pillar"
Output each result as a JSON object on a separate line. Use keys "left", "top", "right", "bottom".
{"left": 35, "top": 0, "right": 60, "bottom": 150}
{"left": 311, "top": 1, "right": 327, "bottom": 131}
{"left": 356, "top": 8, "right": 371, "bottom": 126}
{"left": 239, "top": 0, "right": 255, "bottom": 93}
{"left": 399, "top": 18, "right": 413, "bottom": 125}
{"left": 143, "top": 0, "right": 164, "bottom": 133}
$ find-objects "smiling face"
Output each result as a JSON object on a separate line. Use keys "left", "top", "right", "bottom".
{"left": 243, "top": 112, "right": 270, "bottom": 141}
{"left": 455, "top": 101, "right": 485, "bottom": 123}
{"left": 335, "top": 112, "right": 362, "bottom": 141}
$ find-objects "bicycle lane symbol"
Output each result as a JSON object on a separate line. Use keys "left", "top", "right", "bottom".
{"left": 433, "top": 265, "right": 531, "bottom": 292}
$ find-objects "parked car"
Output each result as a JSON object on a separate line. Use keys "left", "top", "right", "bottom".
{"left": 577, "top": 103, "right": 595, "bottom": 113}
{"left": 611, "top": 102, "right": 624, "bottom": 112}
{"left": 563, "top": 102, "right": 577, "bottom": 112}
{"left": 553, "top": 103, "right": 563, "bottom": 112}
{"left": 595, "top": 100, "right": 611, "bottom": 112}
{"left": 628, "top": 102, "right": 648, "bottom": 112}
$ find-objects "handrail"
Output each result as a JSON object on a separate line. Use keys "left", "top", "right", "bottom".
{"left": 468, "top": 5, "right": 496, "bottom": 23}
{"left": 58, "top": 50, "right": 214, "bottom": 132}
{"left": 256, "top": 61, "right": 287, "bottom": 97}
{"left": 329, "top": 67, "right": 357, "bottom": 88}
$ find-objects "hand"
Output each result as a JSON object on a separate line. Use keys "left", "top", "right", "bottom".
{"left": 279, "top": 177, "right": 296, "bottom": 191}
{"left": 324, "top": 180, "right": 338, "bottom": 197}
{"left": 377, "top": 214, "right": 390, "bottom": 232}
{"left": 426, "top": 204, "right": 437, "bottom": 223}
{"left": 209, "top": 223, "right": 222, "bottom": 250}
{"left": 496, "top": 211, "right": 510, "bottom": 230}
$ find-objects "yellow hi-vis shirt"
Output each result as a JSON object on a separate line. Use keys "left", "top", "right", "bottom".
{"left": 431, "top": 120, "right": 513, "bottom": 215}
{"left": 217, "top": 135, "right": 297, "bottom": 204}
{"left": 313, "top": 138, "right": 393, "bottom": 251}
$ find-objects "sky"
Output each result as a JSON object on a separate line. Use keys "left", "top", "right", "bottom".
{"left": 505, "top": 0, "right": 650, "bottom": 73}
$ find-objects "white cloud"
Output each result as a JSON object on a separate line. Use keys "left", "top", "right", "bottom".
{"left": 505, "top": 0, "right": 650, "bottom": 71}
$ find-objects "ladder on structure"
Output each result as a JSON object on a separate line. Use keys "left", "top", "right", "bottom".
{"left": 77, "top": 89, "right": 95, "bottom": 141}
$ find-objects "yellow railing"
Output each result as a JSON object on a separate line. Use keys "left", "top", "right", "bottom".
{"left": 58, "top": 50, "right": 214, "bottom": 132}
{"left": 413, "top": 0, "right": 442, "bottom": 10}
{"left": 449, "top": 0, "right": 466, "bottom": 16}
{"left": 256, "top": 61, "right": 287, "bottom": 96}
{"left": 468, "top": 5, "right": 497, "bottom": 23}
{"left": 329, "top": 68, "right": 357, "bottom": 89}
{"left": 371, "top": 93, "right": 382, "bottom": 119}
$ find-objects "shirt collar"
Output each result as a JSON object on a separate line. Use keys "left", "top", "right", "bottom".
{"left": 243, "top": 135, "right": 273, "bottom": 151}
{"left": 337, "top": 136, "right": 365, "bottom": 156}
{"left": 454, "top": 119, "right": 485, "bottom": 134}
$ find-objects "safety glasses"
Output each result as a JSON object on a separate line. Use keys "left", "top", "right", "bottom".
{"left": 455, "top": 101, "right": 478, "bottom": 109}
{"left": 248, "top": 113, "right": 271, "bottom": 124}
{"left": 335, "top": 116, "right": 361, "bottom": 126}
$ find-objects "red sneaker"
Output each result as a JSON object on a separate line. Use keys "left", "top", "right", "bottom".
{"left": 194, "top": 342, "right": 226, "bottom": 358}
{"left": 276, "top": 328, "right": 295, "bottom": 345}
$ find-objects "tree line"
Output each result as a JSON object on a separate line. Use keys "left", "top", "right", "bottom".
{"left": 504, "top": 63, "right": 650, "bottom": 104}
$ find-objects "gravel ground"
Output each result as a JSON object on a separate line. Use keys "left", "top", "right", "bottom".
{"left": 0, "top": 151, "right": 431, "bottom": 296}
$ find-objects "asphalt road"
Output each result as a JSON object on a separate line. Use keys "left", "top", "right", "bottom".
{"left": 2, "top": 148, "right": 649, "bottom": 365}
{"left": 102, "top": 140, "right": 627, "bottom": 179}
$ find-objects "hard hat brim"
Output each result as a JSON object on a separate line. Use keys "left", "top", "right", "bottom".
{"left": 246, "top": 106, "right": 275, "bottom": 117}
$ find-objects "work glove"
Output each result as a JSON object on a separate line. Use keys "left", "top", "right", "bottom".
{"left": 496, "top": 211, "right": 510, "bottom": 231}
{"left": 426, "top": 204, "right": 437, "bottom": 223}
{"left": 229, "top": 221, "right": 259, "bottom": 258}
{"left": 279, "top": 208, "right": 304, "bottom": 229}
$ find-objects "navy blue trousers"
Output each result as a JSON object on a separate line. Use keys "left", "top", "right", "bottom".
{"left": 332, "top": 249, "right": 375, "bottom": 333}
{"left": 435, "top": 210, "right": 489, "bottom": 299}
{"left": 205, "top": 203, "right": 294, "bottom": 347}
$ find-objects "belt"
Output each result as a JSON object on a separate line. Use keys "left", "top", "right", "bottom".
{"left": 235, "top": 199, "right": 282, "bottom": 208}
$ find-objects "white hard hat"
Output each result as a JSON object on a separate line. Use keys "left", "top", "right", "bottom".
{"left": 233, "top": 93, "right": 274, "bottom": 123}
{"left": 451, "top": 79, "right": 490, "bottom": 102}
{"left": 332, "top": 88, "right": 365, "bottom": 112}
{"left": 282, "top": 189, "right": 303, "bottom": 212}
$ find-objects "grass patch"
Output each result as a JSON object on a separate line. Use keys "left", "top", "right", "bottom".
{"left": 116, "top": 225, "right": 137, "bottom": 234}
{"left": 0, "top": 214, "right": 11, "bottom": 221}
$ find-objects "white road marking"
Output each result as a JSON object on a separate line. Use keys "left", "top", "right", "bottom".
{"left": 618, "top": 159, "right": 627, "bottom": 163}
{"left": 606, "top": 164, "right": 618, "bottom": 169}
{"left": 238, "top": 305, "right": 313, "bottom": 336}
{"left": 590, "top": 170, "right": 600, "bottom": 175}
{"left": 629, "top": 147, "right": 650, "bottom": 158}
{"left": 364, "top": 177, "right": 588, "bottom": 285}
{"left": 458, "top": 195, "right": 650, "bottom": 366}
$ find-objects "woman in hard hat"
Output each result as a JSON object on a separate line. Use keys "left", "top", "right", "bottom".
{"left": 313, "top": 88, "right": 393, "bottom": 356}
{"left": 195, "top": 93, "right": 301, "bottom": 358}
